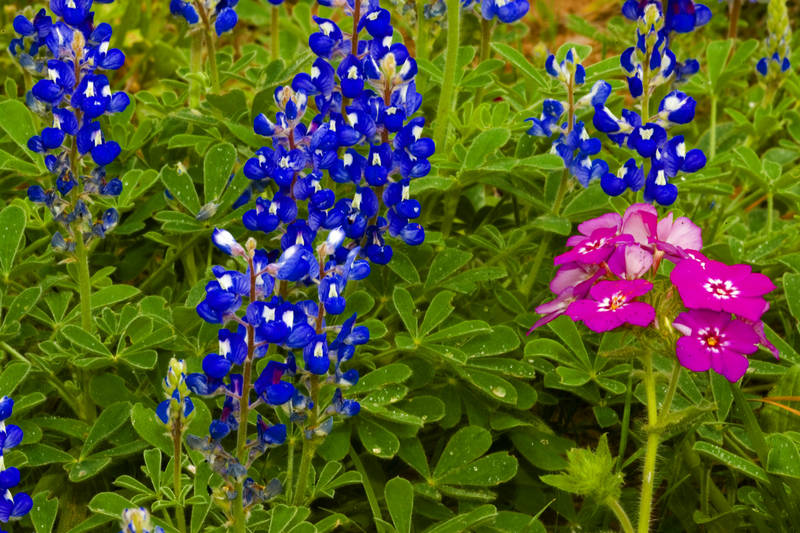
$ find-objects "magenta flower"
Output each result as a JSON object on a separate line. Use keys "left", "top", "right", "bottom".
{"left": 673, "top": 310, "right": 760, "bottom": 382}
{"left": 670, "top": 258, "right": 775, "bottom": 321}
{"left": 529, "top": 288, "right": 579, "bottom": 332}
{"left": 620, "top": 203, "right": 658, "bottom": 245}
{"left": 608, "top": 243, "right": 653, "bottom": 279}
{"left": 566, "top": 279, "right": 655, "bottom": 332}
{"left": 555, "top": 228, "right": 632, "bottom": 266}
{"left": 567, "top": 212, "right": 623, "bottom": 247}
{"left": 550, "top": 262, "right": 603, "bottom": 295}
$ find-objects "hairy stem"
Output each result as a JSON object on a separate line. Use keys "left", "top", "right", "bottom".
{"left": 349, "top": 448, "right": 384, "bottom": 528}
{"left": 190, "top": 31, "right": 203, "bottom": 106}
{"left": 432, "top": 0, "right": 460, "bottom": 152}
{"left": 637, "top": 352, "right": 660, "bottom": 533}
{"left": 415, "top": 0, "right": 428, "bottom": 64}
{"left": 472, "top": 18, "right": 494, "bottom": 106}
{"left": 173, "top": 426, "right": 187, "bottom": 533}
{"left": 607, "top": 497, "right": 635, "bottom": 533}
{"left": 728, "top": 0, "right": 742, "bottom": 40}
{"left": 271, "top": 5, "right": 279, "bottom": 61}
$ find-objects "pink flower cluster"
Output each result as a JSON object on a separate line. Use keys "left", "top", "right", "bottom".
{"left": 530, "top": 203, "right": 778, "bottom": 382}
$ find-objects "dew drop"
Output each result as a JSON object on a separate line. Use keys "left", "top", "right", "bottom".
{"left": 492, "top": 386, "right": 506, "bottom": 398}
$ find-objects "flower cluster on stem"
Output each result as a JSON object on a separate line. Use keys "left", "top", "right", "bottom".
{"left": 0, "top": 397, "right": 31, "bottom": 525}
{"left": 12, "top": 1, "right": 128, "bottom": 251}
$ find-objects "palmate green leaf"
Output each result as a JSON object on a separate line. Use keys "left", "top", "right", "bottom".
{"left": 61, "top": 325, "right": 112, "bottom": 357}
{"left": 385, "top": 477, "right": 414, "bottom": 533}
{"left": 130, "top": 402, "right": 172, "bottom": 454}
{"left": 425, "top": 249, "right": 472, "bottom": 289}
{"left": 81, "top": 401, "right": 131, "bottom": 458}
{"left": 460, "top": 326, "right": 520, "bottom": 358}
{"left": 388, "top": 250, "right": 421, "bottom": 284}
{"left": 392, "top": 287, "right": 418, "bottom": 337}
{"left": 88, "top": 492, "right": 137, "bottom": 517}
{"left": 203, "top": 142, "right": 237, "bottom": 203}
{"left": 765, "top": 433, "right": 800, "bottom": 478}
{"left": 420, "top": 291, "right": 455, "bottom": 336}
{"left": 693, "top": 441, "right": 768, "bottom": 482}
{"left": 426, "top": 320, "right": 490, "bottom": 342}
{"left": 0, "top": 205, "right": 25, "bottom": 275}
{"left": 438, "top": 452, "right": 517, "bottom": 486}
{"left": 463, "top": 128, "right": 512, "bottom": 170}
{"left": 31, "top": 492, "right": 59, "bottom": 533}
{"left": 91, "top": 285, "right": 141, "bottom": 309}
{"left": 706, "top": 40, "right": 733, "bottom": 88}
{"left": 491, "top": 42, "right": 546, "bottom": 87}
{"left": 68, "top": 456, "right": 112, "bottom": 482}
{"left": 0, "top": 99, "right": 43, "bottom": 167}
{"left": 458, "top": 368, "right": 518, "bottom": 405}
{"left": 423, "top": 504, "right": 497, "bottom": 533}
{"left": 0, "top": 361, "right": 30, "bottom": 397}
{"left": 433, "top": 426, "right": 490, "bottom": 478}
{"left": 160, "top": 164, "right": 201, "bottom": 214}
{"left": 350, "top": 363, "right": 412, "bottom": 394}
{"left": 547, "top": 316, "right": 591, "bottom": 368}
{"left": 2, "top": 286, "right": 42, "bottom": 331}
{"left": 357, "top": 418, "right": 400, "bottom": 458}
{"left": 23, "top": 443, "right": 75, "bottom": 466}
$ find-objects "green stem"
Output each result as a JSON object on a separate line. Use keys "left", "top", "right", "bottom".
{"left": 766, "top": 190, "right": 774, "bottom": 233}
{"left": 607, "top": 498, "right": 635, "bottom": 533}
{"left": 415, "top": 0, "right": 428, "bottom": 64}
{"left": 637, "top": 352, "right": 660, "bottom": 533}
{"left": 173, "top": 427, "right": 187, "bottom": 533}
{"left": 349, "top": 448, "right": 384, "bottom": 529}
{"left": 520, "top": 169, "right": 569, "bottom": 297}
{"left": 285, "top": 429, "right": 296, "bottom": 502}
{"left": 73, "top": 229, "right": 92, "bottom": 332}
{"left": 190, "top": 31, "right": 203, "bottom": 106}
{"left": 659, "top": 364, "right": 681, "bottom": 420}
{"left": 292, "top": 436, "right": 319, "bottom": 506}
{"left": 271, "top": 5, "right": 279, "bottom": 62}
{"left": 432, "top": 0, "right": 460, "bottom": 152}
{"left": 727, "top": 0, "right": 742, "bottom": 40}
{"left": 140, "top": 235, "right": 203, "bottom": 293}
{"left": 617, "top": 373, "right": 634, "bottom": 471}
{"left": 472, "top": 18, "right": 494, "bottom": 106}
{"left": 232, "top": 492, "right": 246, "bottom": 533}
{"left": 709, "top": 94, "right": 717, "bottom": 162}
{"left": 196, "top": 2, "right": 221, "bottom": 93}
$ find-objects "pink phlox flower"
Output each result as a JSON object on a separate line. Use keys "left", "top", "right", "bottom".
{"left": 652, "top": 212, "right": 702, "bottom": 262}
{"left": 550, "top": 262, "right": 604, "bottom": 294}
{"left": 621, "top": 203, "right": 658, "bottom": 245}
{"left": 673, "top": 309, "right": 760, "bottom": 382}
{"left": 566, "top": 212, "right": 623, "bottom": 247}
{"left": 529, "top": 287, "right": 579, "bottom": 333}
{"left": 670, "top": 257, "right": 776, "bottom": 321}
{"left": 566, "top": 279, "right": 655, "bottom": 332}
{"left": 608, "top": 243, "right": 653, "bottom": 279}
{"left": 741, "top": 317, "right": 780, "bottom": 359}
{"left": 555, "top": 227, "right": 633, "bottom": 266}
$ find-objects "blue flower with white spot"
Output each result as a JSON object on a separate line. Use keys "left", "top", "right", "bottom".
{"left": 14, "top": 3, "right": 127, "bottom": 250}
{"left": 170, "top": 0, "right": 239, "bottom": 35}
{"left": 0, "top": 397, "right": 32, "bottom": 524}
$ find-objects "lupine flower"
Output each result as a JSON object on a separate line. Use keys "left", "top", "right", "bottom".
{"left": 756, "top": 0, "right": 792, "bottom": 76}
{"left": 170, "top": 0, "right": 239, "bottom": 35}
{"left": 156, "top": 359, "right": 195, "bottom": 430}
{"left": 589, "top": 4, "right": 706, "bottom": 204}
{"left": 0, "top": 397, "right": 32, "bottom": 523}
{"left": 13, "top": 2, "right": 128, "bottom": 251}
{"left": 526, "top": 52, "right": 611, "bottom": 188}
{"left": 119, "top": 507, "right": 165, "bottom": 533}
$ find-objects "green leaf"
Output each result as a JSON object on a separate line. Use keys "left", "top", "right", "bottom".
{"left": 420, "top": 291, "right": 455, "bottom": 336}
{"left": 0, "top": 205, "right": 25, "bottom": 274}
{"left": 0, "top": 99, "right": 41, "bottom": 157}
{"left": 388, "top": 250, "right": 421, "bottom": 284}
{"left": 91, "top": 285, "right": 141, "bottom": 309}
{"left": 31, "top": 492, "right": 59, "bottom": 533}
{"left": 349, "top": 363, "right": 412, "bottom": 394}
{"left": 433, "top": 426, "right": 491, "bottom": 479}
{"left": 784, "top": 273, "right": 800, "bottom": 322}
{"left": 491, "top": 42, "right": 546, "bottom": 87}
{"left": 81, "top": 402, "right": 131, "bottom": 458}
{"left": 2, "top": 287, "right": 42, "bottom": 330}
{"left": 0, "top": 361, "right": 31, "bottom": 397}
{"left": 88, "top": 492, "right": 136, "bottom": 517}
{"left": 61, "top": 325, "right": 112, "bottom": 357}
{"left": 23, "top": 443, "right": 75, "bottom": 466}
{"left": 423, "top": 504, "right": 497, "bottom": 533}
{"left": 204, "top": 142, "right": 237, "bottom": 203}
{"left": 706, "top": 40, "right": 733, "bottom": 87}
{"left": 438, "top": 452, "right": 517, "bottom": 486}
{"left": 130, "top": 402, "right": 171, "bottom": 454}
{"left": 357, "top": 418, "right": 400, "bottom": 458}
{"left": 547, "top": 316, "right": 590, "bottom": 368}
{"left": 766, "top": 433, "right": 800, "bottom": 478}
{"left": 385, "top": 477, "right": 414, "bottom": 533}
{"left": 69, "top": 456, "right": 113, "bottom": 482}
{"left": 459, "top": 369, "right": 518, "bottom": 405}
{"left": 144, "top": 448, "right": 163, "bottom": 491}
{"left": 160, "top": 164, "right": 201, "bottom": 214}
{"left": 425, "top": 249, "right": 472, "bottom": 289}
{"left": 693, "top": 441, "right": 767, "bottom": 482}
{"left": 393, "top": 287, "right": 418, "bottom": 337}
{"left": 460, "top": 326, "right": 520, "bottom": 357}
{"left": 463, "top": 128, "right": 511, "bottom": 169}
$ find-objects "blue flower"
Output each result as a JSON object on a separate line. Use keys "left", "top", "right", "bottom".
{"left": 0, "top": 397, "right": 31, "bottom": 523}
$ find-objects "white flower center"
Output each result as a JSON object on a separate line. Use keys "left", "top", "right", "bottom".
{"left": 639, "top": 128, "right": 653, "bottom": 140}
{"left": 703, "top": 279, "right": 740, "bottom": 300}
